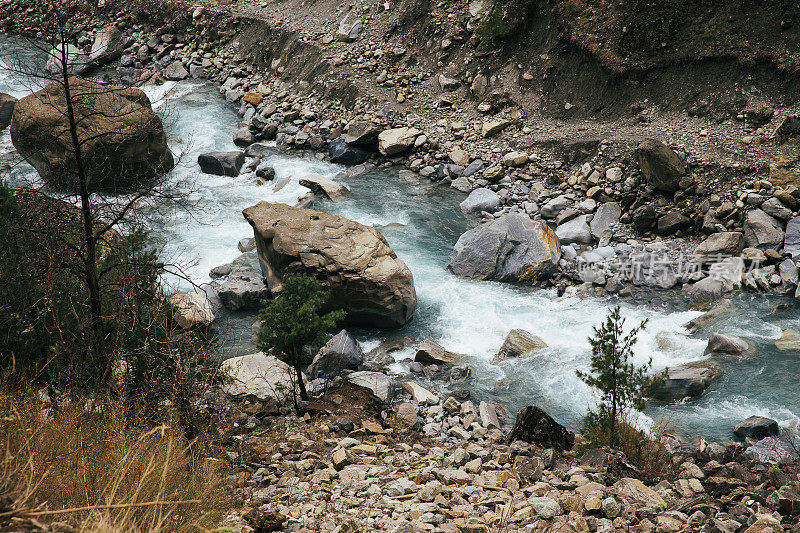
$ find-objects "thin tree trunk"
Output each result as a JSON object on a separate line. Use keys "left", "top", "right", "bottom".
{"left": 60, "top": 42, "right": 105, "bottom": 379}
{"left": 295, "top": 361, "right": 309, "bottom": 402}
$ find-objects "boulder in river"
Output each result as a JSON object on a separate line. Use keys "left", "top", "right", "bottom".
{"left": 88, "top": 25, "right": 126, "bottom": 66}
{"left": 459, "top": 187, "right": 500, "bottom": 215}
{"left": 448, "top": 213, "right": 560, "bottom": 282}
{"left": 307, "top": 329, "right": 364, "bottom": 379}
{"left": 299, "top": 174, "right": 349, "bottom": 201}
{"left": 507, "top": 406, "right": 575, "bottom": 451}
{"left": 0, "top": 93, "right": 17, "bottom": 131}
{"left": 635, "top": 139, "right": 686, "bottom": 193}
{"left": 169, "top": 290, "right": 215, "bottom": 330}
{"left": 11, "top": 77, "right": 173, "bottom": 192}
{"left": 495, "top": 329, "right": 546, "bottom": 362}
{"left": 703, "top": 332, "right": 756, "bottom": 358}
{"left": 414, "top": 339, "right": 464, "bottom": 365}
{"left": 242, "top": 202, "right": 416, "bottom": 328}
{"left": 328, "top": 136, "right": 371, "bottom": 165}
{"left": 198, "top": 151, "right": 245, "bottom": 177}
{"left": 44, "top": 44, "right": 89, "bottom": 75}
{"left": 733, "top": 415, "right": 779, "bottom": 441}
{"left": 683, "top": 299, "right": 736, "bottom": 333}
{"left": 775, "top": 329, "right": 800, "bottom": 351}
{"left": 648, "top": 359, "right": 722, "bottom": 402}
{"left": 213, "top": 270, "right": 270, "bottom": 310}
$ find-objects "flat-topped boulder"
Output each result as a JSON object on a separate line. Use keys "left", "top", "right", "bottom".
{"left": 11, "top": 77, "right": 173, "bottom": 191}
{"left": 448, "top": 213, "right": 560, "bottom": 282}
{"left": 242, "top": 202, "right": 416, "bottom": 328}
{"left": 648, "top": 359, "right": 722, "bottom": 402}
{"left": 704, "top": 333, "right": 756, "bottom": 358}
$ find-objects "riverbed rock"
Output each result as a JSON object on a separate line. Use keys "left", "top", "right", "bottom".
{"left": 347, "top": 371, "right": 394, "bottom": 401}
{"left": 378, "top": 127, "right": 420, "bottom": 156}
{"left": 556, "top": 214, "right": 592, "bottom": 244}
{"left": 163, "top": 60, "right": 189, "bottom": 80}
{"left": 507, "top": 405, "right": 575, "bottom": 451}
{"left": 703, "top": 333, "right": 756, "bottom": 358}
{"left": 733, "top": 416, "right": 779, "bottom": 440}
{"left": 784, "top": 216, "right": 800, "bottom": 258}
{"left": 590, "top": 202, "right": 621, "bottom": 241}
{"left": 0, "top": 93, "right": 16, "bottom": 131}
{"left": 44, "top": 44, "right": 89, "bottom": 75}
{"left": 774, "top": 329, "right": 800, "bottom": 351}
{"left": 329, "top": 136, "right": 371, "bottom": 165}
{"left": 744, "top": 209, "right": 784, "bottom": 249}
{"left": 402, "top": 382, "right": 439, "bottom": 405}
{"left": 299, "top": 175, "right": 349, "bottom": 201}
{"left": 307, "top": 329, "right": 364, "bottom": 379}
{"left": 494, "top": 329, "right": 546, "bottom": 362}
{"left": 635, "top": 139, "right": 686, "bottom": 193}
{"left": 89, "top": 25, "right": 125, "bottom": 66}
{"left": 222, "top": 352, "right": 297, "bottom": 401}
{"left": 198, "top": 151, "right": 245, "bottom": 177}
{"left": 448, "top": 213, "right": 561, "bottom": 282}
{"left": 684, "top": 299, "right": 736, "bottom": 333}
{"left": 169, "top": 290, "right": 215, "bottom": 330}
{"left": 242, "top": 202, "right": 416, "bottom": 328}
{"left": 415, "top": 339, "right": 463, "bottom": 365}
{"left": 11, "top": 77, "right": 173, "bottom": 191}
{"left": 459, "top": 187, "right": 500, "bottom": 215}
{"left": 695, "top": 232, "right": 745, "bottom": 257}
{"left": 648, "top": 360, "right": 722, "bottom": 402}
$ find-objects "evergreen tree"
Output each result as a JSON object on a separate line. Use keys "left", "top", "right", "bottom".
{"left": 256, "top": 274, "right": 345, "bottom": 402}
{"left": 576, "top": 305, "right": 650, "bottom": 447}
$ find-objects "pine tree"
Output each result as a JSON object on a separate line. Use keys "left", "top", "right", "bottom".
{"left": 256, "top": 274, "right": 346, "bottom": 402}
{"left": 576, "top": 305, "right": 651, "bottom": 447}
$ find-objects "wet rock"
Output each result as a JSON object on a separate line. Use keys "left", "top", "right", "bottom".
{"left": 11, "top": 78, "right": 173, "bottom": 191}
{"left": 299, "top": 174, "right": 349, "bottom": 201}
{"left": 329, "top": 136, "right": 371, "bottom": 165}
{"left": 459, "top": 187, "right": 500, "bottom": 215}
{"left": 774, "top": 329, "right": 800, "bottom": 351}
{"left": 256, "top": 162, "right": 276, "bottom": 181}
{"left": 733, "top": 416, "right": 779, "bottom": 440}
{"left": 243, "top": 203, "right": 416, "bottom": 328}
{"left": 494, "top": 329, "right": 546, "bottom": 362}
{"left": 744, "top": 209, "right": 784, "bottom": 249}
{"left": 415, "top": 339, "right": 463, "bottom": 365}
{"left": 168, "top": 290, "right": 215, "bottom": 330}
{"left": 307, "top": 330, "right": 364, "bottom": 379}
{"left": 556, "top": 214, "right": 592, "bottom": 244}
{"left": 695, "top": 232, "right": 745, "bottom": 257}
{"left": 449, "top": 213, "right": 560, "bottom": 282}
{"left": 378, "top": 127, "right": 420, "bottom": 156}
{"left": 590, "top": 202, "right": 621, "bottom": 241}
{"left": 198, "top": 151, "right": 245, "bottom": 177}
{"left": 507, "top": 405, "right": 575, "bottom": 451}
{"left": 703, "top": 333, "right": 756, "bottom": 358}
{"left": 0, "top": 93, "right": 16, "bottom": 131}
{"left": 44, "top": 44, "right": 89, "bottom": 75}
{"left": 635, "top": 139, "right": 686, "bottom": 193}
{"left": 648, "top": 360, "right": 722, "bottom": 402}
{"left": 222, "top": 352, "right": 297, "bottom": 401}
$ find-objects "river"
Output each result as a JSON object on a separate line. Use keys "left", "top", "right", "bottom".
{"left": 2, "top": 34, "right": 798, "bottom": 443}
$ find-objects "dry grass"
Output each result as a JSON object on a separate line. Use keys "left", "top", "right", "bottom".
{"left": 0, "top": 385, "right": 228, "bottom": 532}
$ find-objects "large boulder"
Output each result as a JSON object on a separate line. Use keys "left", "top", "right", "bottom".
{"left": 343, "top": 122, "right": 380, "bottom": 150}
{"left": 348, "top": 371, "right": 394, "bottom": 401}
{"left": 0, "top": 93, "right": 17, "bottom": 131}
{"left": 704, "top": 333, "right": 756, "bottom": 358}
{"left": 784, "top": 216, "right": 800, "bottom": 258}
{"left": 744, "top": 209, "right": 784, "bottom": 249}
{"left": 44, "top": 44, "right": 89, "bottom": 75}
{"left": 378, "top": 127, "right": 420, "bottom": 156}
{"left": 460, "top": 188, "right": 500, "bottom": 215}
{"left": 648, "top": 360, "right": 722, "bottom": 402}
{"left": 213, "top": 270, "right": 270, "bottom": 310}
{"left": 507, "top": 406, "right": 575, "bottom": 451}
{"left": 733, "top": 416, "right": 779, "bottom": 441}
{"left": 328, "top": 136, "right": 371, "bottom": 165}
{"left": 448, "top": 213, "right": 561, "bottom": 282}
{"left": 89, "top": 25, "right": 125, "bottom": 66}
{"left": 10, "top": 77, "right": 173, "bottom": 192}
{"left": 198, "top": 151, "right": 245, "bottom": 177}
{"left": 775, "top": 329, "right": 800, "bottom": 351}
{"left": 556, "top": 214, "right": 592, "bottom": 244}
{"left": 242, "top": 202, "right": 416, "bottom": 328}
{"left": 169, "top": 290, "right": 215, "bottom": 330}
{"left": 222, "top": 352, "right": 297, "bottom": 400}
{"left": 307, "top": 329, "right": 364, "bottom": 379}
{"left": 590, "top": 202, "right": 621, "bottom": 241}
{"left": 695, "top": 232, "right": 745, "bottom": 257}
{"left": 495, "top": 329, "right": 546, "bottom": 362}
{"left": 635, "top": 139, "right": 687, "bottom": 193}
{"left": 299, "top": 174, "right": 349, "bottom": 201}
{"left": 414, "top": 339, "right": 464, "bottom": 365}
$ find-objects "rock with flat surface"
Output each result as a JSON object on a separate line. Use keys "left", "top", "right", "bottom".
{"left": 459, "top": 188, "right": 500, "bottom": 215}
{"left": 495, "top": 329, "right": 546, "bottom": 362}
{"left": 733, "top": 416, "right": 779, "bottom": 440}
{"left": 507, "top": 405, "right": 575, "bottom": 451}
{"left": 590, "top": 202, "right": 621, "bottom": 241}
{"left": 775, "top": 329, "right": 800, "bottom": 351}
{"left": 299, "top": 174, "right": 349, "bottom": 201}
{"left": 648, "top": 360, "right": 722, "bottom": 402}
{"left": 704, "top": 333, "right": 756, "bottom": 358}
{"left": 635, "top": 139, "right": 686, "bottom": 192}
{"left": 198, "top": 151, "right": 245, "bottom": 177}
{"left": 243, "top": 202, "right": 416, "bottom": 328}
{"left": 481, "top": 119, "right": 510, "bottom": 137}
{"left": 402, "top": 382, "right": 439, "bottom": 405}
{"left": 684, "top": 299, "right": 736, "bottom": 333}
{"left": 11, "top": 78, "right": 173, "bottom": 191}
{"left": 169, "top": 290, "right": 215, "bottom": 330}
{"left": 415, "top": 339, "right": 463, "bottom": 365}
{"left": 613, "top": 478, "right": 667, "bottom": 511}
{"left": 307, "top": 329, "right": 364, "bottom": 379}
{"left": 695, "top": 232, "right": 745, "bottom": 257}
{"left": 448, "top": 214, "right": 560, "bottom": 282}
{"left": 214, "top": 270, "right": 269, "bottom": 310}
{"left": 337, "top": 15, "right": 363, "bottom": 42}
{"left": 744, "top": 437, "right": 792, "bottom": 465}
{"left": 44, "top": 44, "right": 89, "bottom": 75}
{"left": 556, "top": 214, "right": 592, "bottom": 244}
{"left": 378, "top": 127, "right": 420, "bottom": 156}
{"left": 222, "top": 352, "right": 296, "bottom": 400}
{"left": 163, "top": 60, "right": 189, "bottom": 80}
{"left": 347, "top": 371, "right": 394, "bottom": 401}
{"left": 89, "top": 26, "right": 125, "bottom": 65}
{"left": 744, "top": 209, "right": 784, "bottom": 249}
